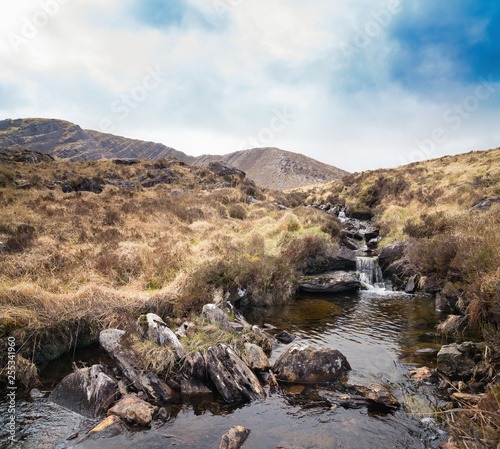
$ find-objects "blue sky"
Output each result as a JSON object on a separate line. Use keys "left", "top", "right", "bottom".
{"left": 0, "top": 0, "right": 499, "bottom": 171}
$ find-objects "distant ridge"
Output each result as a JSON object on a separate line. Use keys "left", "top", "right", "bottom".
{"left": 0, "top": 118, "right": 349, "bottom": 189}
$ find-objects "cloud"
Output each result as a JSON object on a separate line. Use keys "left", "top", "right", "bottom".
{"left": 0, "top": 0, "right": 499, "bottom": 172}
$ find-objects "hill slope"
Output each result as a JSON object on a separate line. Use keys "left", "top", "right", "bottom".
{"left": 0, "top": 118, "right": 348, "bottom": 189}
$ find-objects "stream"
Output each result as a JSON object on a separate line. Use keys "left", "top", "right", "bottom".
{"left": 1, "top": 264, "right": 469, "bottom": 448}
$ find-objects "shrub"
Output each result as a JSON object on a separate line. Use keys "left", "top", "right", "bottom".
{"left": 403, "top": 211, "right": 451, "bottom": 238}
{"left": 5, "top": 224, "right": 37, "bottom": 253}
{"left": 228, "top": 204, "right": 247, "bottom": 220}
{"left": 280, "top": 234, "right": 335, "bottom": 274}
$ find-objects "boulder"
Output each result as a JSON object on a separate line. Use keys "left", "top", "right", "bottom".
{"left": 205, "top": 344, "right": 266, "bottom": 403}
{"left": 171, "top": 189, "right": 184, "bottom": 197}
{"left": 378, "top": 242, "right": 407, "bottom": 271}
{"left": 184, "top": 351, "right": 206, "bottom": 380}
{"left": 367, "top": 237, "right": 381, "bottom": 250}
{"left": 103, "top": 179, "right": 136, "bottom": 190}
{"left": 323, "top": 247, "right": 357, "bottom": 272}
{"left": 363, "top": 228, "right": 380, "bottom": 241}
{"left": 181, "top": 378, "right": 212, "bottom": 396}
{"left": 275, "top": 331, "right": 295, "bottom": 344}
{"left": 202, "top": 304, "right": 231, "bottom": 331}
{"left": 244, "top": 343, "right": 271, "bottom": 372}
{"left": 469, "top": 196, "right": 500, "bottom": 213}
{"left": 219, "top": 426, "right": 251, "bottom": 449}
{"left": 437, "top": 341, "right": 488, "bottom": 380}
{"left": 405, "top": 275, "right": 418, "bottom": 293}
{"left": 340, "top": 236, "right": 360, "bottom": 250}
{"left": 175, "top": 321, "right": 194, "bottom": 339}
{"left": 99, "top": 329, "right": 173, "bottom": 403}
{"left": 299, "top": 271, "right": 361, "bottom": 294}
{"left": 273, "top": 345, "right": 351, "bottom": 383}
{"left": 209, "top": 161, "right": 245, "bottom": 177}
{"left": 0, "top": 242, "right": 5, "bottom": 252}
{"left": 351, "top": 384, "right": 400, "bottom": 409}
{"left": 49, "top": 365, "right": 118, "bottom": 418}
{"left": 107, "top": 394, "right": 157, "bottom": 426}
{"left": 136, "top": 313, "right": 184, "bottom": 358}
{"left": 435, "top": 293, "right": 457, "bottom": 312}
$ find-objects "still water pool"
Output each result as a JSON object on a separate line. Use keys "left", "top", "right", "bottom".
{"left": 1, "top": 291, "right": 463, "bottom": 449}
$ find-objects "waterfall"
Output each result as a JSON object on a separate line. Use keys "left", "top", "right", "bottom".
{"left": 356, "top": 256, "right": 385, "bottom": 289}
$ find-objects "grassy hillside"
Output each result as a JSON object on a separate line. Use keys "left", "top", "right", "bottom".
{"left": 303, "top": 148, "right": 500, "bottom": 337}
{"left": 0, "top": 153, "right": 340, "bottom": 385}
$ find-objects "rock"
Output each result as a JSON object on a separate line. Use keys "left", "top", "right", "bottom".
{"left": 367, "top": 237, "right": 382, "bottom": 250}
{"left": 103, "top": 179, "right": 136, "bottom": 190}
{"left": 29, "top": 388, "right": 46, "bottom": 399}
{"left": 49, "top": 365, "right": 118, "bottom": 418}
{"left": 81, "top": 415, "right": 129, "bottom": 441}
{"left": 405, "top": 275, "right": 418, "bottom": 293}
{"left": 0, "top": 148, "right": 54, "bottom": 164}
{"left": 107, "top": 394, "right": 157, "bottom": 426}
{"left": 219, "top": 426, "right": 251, "bottom": 449}
{"left": 340, "top": 236, "right": 360, "bottom": 250}
{"left": 275, "top": 331, "right": 295, "bottom": 344}
{"left": 451, "top": 392, "right": 486, "bottom": 403}
{"left": 273, "top": 345, "right": 351, "bottom": 383}
{"left": 229, "top": 322, "right": 245, "bottom": 333}
{"left": 181, "top": 378, "right": 212, "bottom": 396}
{"left": 209, "top": 161, "right": 245, "bottom": 177}
{"left": 469, "top": 196, "right": 500, "bottom": 212}
{"left": 202, "top": 304, "right": 231, "bottom": 331}
{"left": 363, "top": 229, "right": 380, "bottom": 241}
{"left": 99, "top": 329, "right": 173, "bottom": 403}
{"left": 435, "top": 293, "right": 457, "bottom": 312}
{"left": 175, "top": 321, "right": 194, "bottom": 339}
{"left": 184, "top": 351, "right": 206, "bottom": 380}
{"left": 141, "top": 174, "right": 176, "bottom": 188}
{"left": 0, "top": 242, "right": 5, "bottom": 252}
{"left": 319, "top": 247, "right": 357, "bottom": 273}
{"left": 157, "top": 407, "right": 169, "bottom": 421}
{"left": 244, "top": 343, "right": 271, "bottom": 372}
{"left": 378, "top": 242, "right": 407, "bottom": 271}
{"left": 437, "top": 341, "right": 488, "bottom": 380}
{"left": 136, "top": 313, "right": 184, "bottom": 358}
{"left": 299, "top": 271, "right": 361, "bottom": 294}
{"left": 205, "top": 344, "right": 266, "bottom": 403}
{"left": 171, "top": 189, "right": 184, "bottom": 197}
{"left": 351, "top": 384, "right": 400, "bottom": 409}
{"left": 406, "top": 367, "right": 438, "bottom": 384}
{"left": 112, "top": 158, "right": 140, "bottom": 165}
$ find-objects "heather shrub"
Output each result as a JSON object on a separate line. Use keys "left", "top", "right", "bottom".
{"left": 228, "top": 204, "right": 247, "bottom": 220}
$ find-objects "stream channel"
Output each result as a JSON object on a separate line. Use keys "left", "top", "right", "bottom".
{"left": 1, "top": 259, "right": 471, "bottom": 449}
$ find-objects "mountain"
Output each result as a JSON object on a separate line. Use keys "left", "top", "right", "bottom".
{"left": 194, "top": 148, "right": 349, "bottom": 190}
{"left": 0, "top": 118, "right": 348, "bottom": 189}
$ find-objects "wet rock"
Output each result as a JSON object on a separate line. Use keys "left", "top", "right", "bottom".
{"left": 406, "top": 367, "right": 438, "bottom": 384}
{"left": 202, "top": 304, "right": 231, "bottom": 331}
{"left": 209, "top": 161, "right": 245, "bottom": 177}
{"left": 275, "top": 330, "right": 295, "bottom": 344}
{"left": 107, "top": 394, "right": 157, "bottom": 426}
{"left": 136, "top": 313, "right": 184, "bottom": 358}
{"left": 273, "top": 345, "right": 351, "bottom": 383}
{"left": 99, "top": 329, "right": 173, "bottom": 403}
{"left": 49, "top": 365, "right": 118, "bottom": 418}
{"left": 340, "top": 236, "right": 360, "bottom": 250}
{"left": 405, "top": 275, "right": 418, "bottom": 293}
{"left": 181, "top": 378, "right": 212, "bottom": 396}
{"left": 112, "top": 158, "right": 140, "bottom": 165}
{"left": 363, "top": 228, "right": 380, "bottom": 241}
{"left": 367, "top": 237, "right": 382, "bottom": 250}
{"left": 184, "top": 351, "right": 206, "bottom": 380}
{"left": 435, "top": 292, "right": 457, "bottom": 312}
{"left": 219, "top": 425, "right": 251, "bottom": 449}
{"left": 80, "top": 415, "right": 129, "bottom": 441}
{"left": 244, "top": 343, "right": 271, "bottom": 372}
{"left": 378, "top": 242, "right": 407, "bottom": 271}
{"left": 437, "top": 341, "right": 488, "bottom": 380}
{"left": 351, "top": 384, "right": 400, "bottom": 409}
{"left": 205, "top": 344, "right": 266, "bottom": 403}
{"left": 299, "top": 271, "right": 361, "bottom": 294}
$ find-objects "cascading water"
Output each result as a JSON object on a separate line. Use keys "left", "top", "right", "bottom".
{"left": 356, "top": 256, "right": 386, "bottom": 289}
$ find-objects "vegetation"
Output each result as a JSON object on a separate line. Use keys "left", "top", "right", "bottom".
{"left": 0, "top": 155, "right": 339, "bottom": 385}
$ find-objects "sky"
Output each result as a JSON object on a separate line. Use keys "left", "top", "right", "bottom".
{"left": 0, "top": 0, "right": 499, "bottom": 172}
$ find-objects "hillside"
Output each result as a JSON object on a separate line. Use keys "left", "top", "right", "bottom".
{"left": 194, "top": 147, "right": 349, "bottom": 190}
{"left": 0, "top": 118, "right": 348, "bottom": 190}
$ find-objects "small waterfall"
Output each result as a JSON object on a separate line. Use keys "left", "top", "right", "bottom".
{"left": 356, "top": 256, "right": 385, "bottom": 289}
